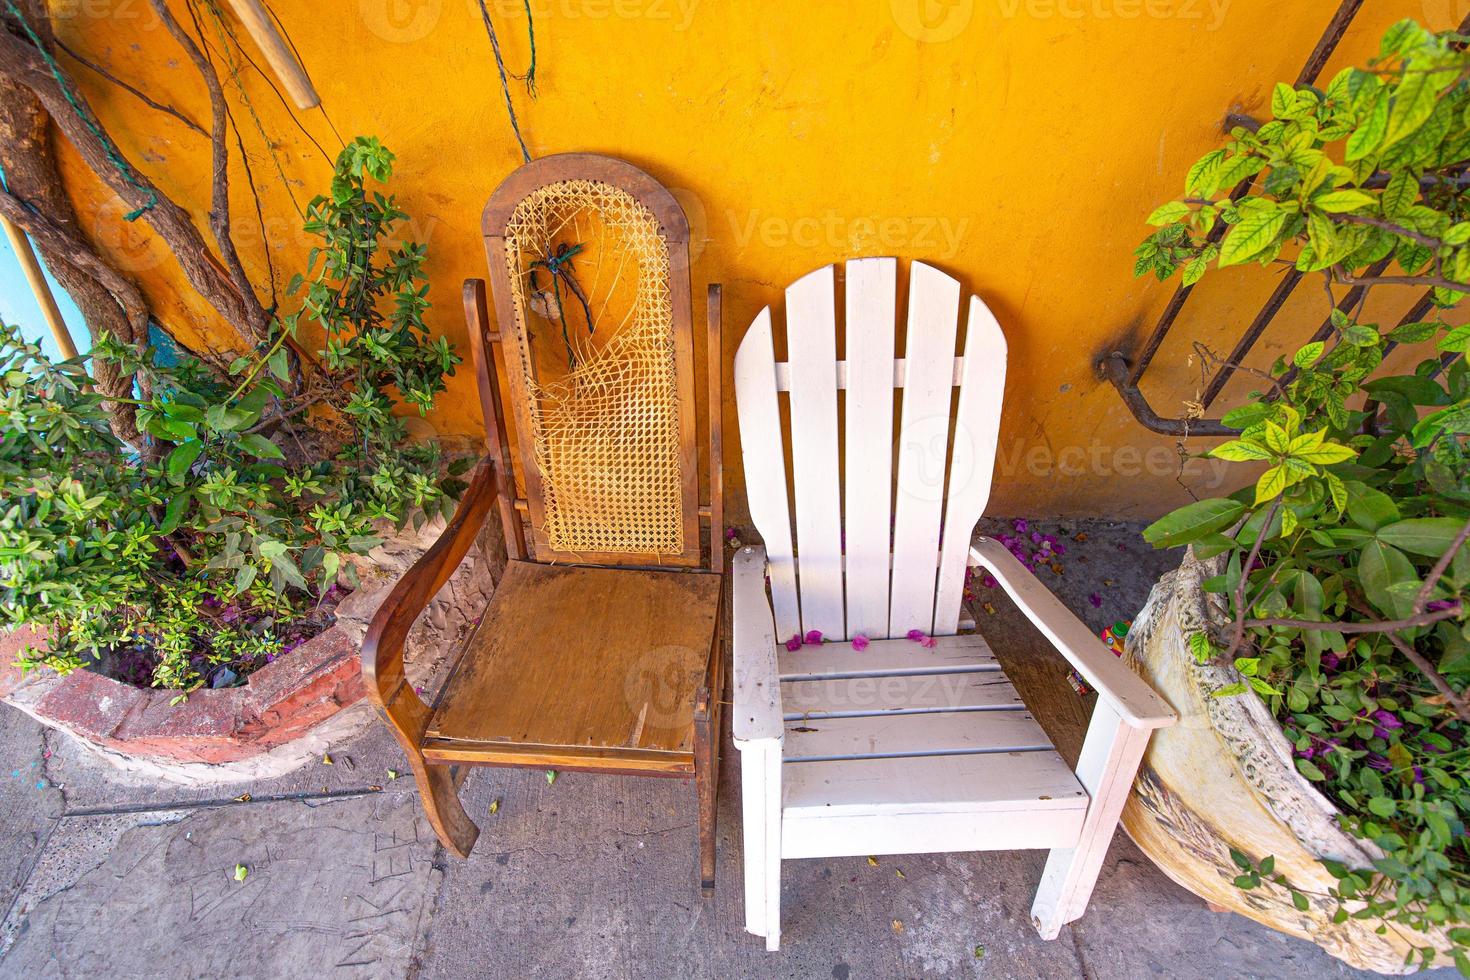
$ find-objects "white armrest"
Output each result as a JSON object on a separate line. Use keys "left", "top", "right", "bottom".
{"left": 969, "top": 538, "right": 1177, "bottom": 730}
{"left": 732, "top": 545, "right": 784, "bottom": 746}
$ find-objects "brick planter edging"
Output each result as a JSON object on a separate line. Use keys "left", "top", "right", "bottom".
{"left": 0, "top": 623, "right": 365, "bottom": 766}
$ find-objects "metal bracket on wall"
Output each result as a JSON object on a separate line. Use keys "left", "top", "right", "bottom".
{"left": 1102, "top": 0, "right": 1366, "bottom": 438}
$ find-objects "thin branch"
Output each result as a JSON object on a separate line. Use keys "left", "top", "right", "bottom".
{"left": 1330, "top": 212, "right": 1443, "bottom": 250}
{"left": 1333, "top": 269, "right": 1470, "bottom": 293}
{"left": 1387, "top": 631, "right": 1470, "bottom": 725}
{"left": 1413, "top": 516, "right": 1470, "bottom": 615}
{"left": 1244, "top": 603, "right": 1462, "bottom": 634}
{"left": 1227, "top": 499, "right": 1281, "bottom": 661}
{"left": 51, "top": 38, "right": 207, "bottom": 136}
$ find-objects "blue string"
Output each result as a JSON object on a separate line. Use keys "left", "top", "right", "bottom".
{"left": 4, "top": 0, "right": 157, "bottom": 220}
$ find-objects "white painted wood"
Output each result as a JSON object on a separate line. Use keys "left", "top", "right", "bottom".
{"left": 969, "top": 539, "right": 1179, "bottom": 729}
{"left": 888, "top": 262, "right": 962, "bottom": 637}
{"left": 933, "top": 296, "right": 1008, "bottom": 635}
{"left": 783, "top": 748, "right": 1087, "bottom": 818}
{"left": 784, "top": 266, "right": 845, "bottom": 640}
{"left": 734, "top": 308, "right": 801, "bottom": 639}
{"left": 772, "top": 356, "right": 964, "bottom": 392}
{"left": 779, "top": 633, "right": 997, "bottom": 680}
{"left": 783, "top": 807, "right": 1085, "bottom": 860}
{"left": 1031, "top": 702, "right": 1151, "bottom": 939}
{"left": 731, "top": 545, "right": 785, "bottom": 745}
{"left": 739, "top": 737, "right": 782, "bottom": 949}
{"left": 783, "top": 708, "right": 1055, "bottom": 761}
{"left": 782, "top": 670, "right": 1027, "bottom": 719}
{"left": 842, "top": 257, "right": 898, "bottom": 640}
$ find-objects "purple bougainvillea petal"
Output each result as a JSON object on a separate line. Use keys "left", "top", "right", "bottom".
{"left": 852, "top": 634, "right": 869, "bottom": 651}
{"left": 1088, "top": 593, "right": 1103, "bottom": 608}
{"left": 785, "top": 634, "right": 803, "bottom": 652}
{"left": 906, "top": 629, "right": 925, "bottom": 642}
{"left": 804, "top": 630, "right": 823, "bottom": 645}
{"left": 920, "top": 636, "right": 937, "bottom": 648}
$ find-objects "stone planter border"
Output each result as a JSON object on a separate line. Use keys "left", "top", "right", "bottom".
{"left": 0, "top": 623, "right": 368, "bottom": 778}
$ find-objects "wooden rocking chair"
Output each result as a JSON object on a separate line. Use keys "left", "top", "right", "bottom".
{"left": 730, "top": 258, "right": 1177, "bottom": 949}
{"left": 363, "top": 155, "right": 727, "bottom": 892}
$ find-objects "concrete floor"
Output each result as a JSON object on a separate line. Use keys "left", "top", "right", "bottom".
{"left": 0, "top": 521, "right": 1440, "bottom": 979}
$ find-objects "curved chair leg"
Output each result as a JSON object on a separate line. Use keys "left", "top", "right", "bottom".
{"left": 411, "top": 757, "right": 480, "bottom": 858}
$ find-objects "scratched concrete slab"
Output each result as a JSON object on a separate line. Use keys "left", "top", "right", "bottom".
{"left": 0, "top": 706, "right": 61, "bottom": 920}
{"left": 0, "top": 792, "right": 440, "bottom": 979}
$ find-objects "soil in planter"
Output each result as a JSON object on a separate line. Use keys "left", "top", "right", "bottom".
{"left": 81, "top": 584, "right": 350, "bottom": 692}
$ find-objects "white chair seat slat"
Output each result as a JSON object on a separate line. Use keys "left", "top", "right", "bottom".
{"left": 777, "top": 633, "right": 996, "bottom": 680}
{"left": 782, "top": 747, "right": 1087, "bottom": 818}
{"left": 842, "top": 257, "right": 898, "bottom": 639}
{"left": 784, "top": 266, "right": 845, "bottom": 640}
{"left": 782, "top": 669, "right": 1025, "bottom": 719}
{"left": 782, "top": 707, "right": 1056, "bottom": 762}
{"left": 887, "top": 261, "right": 962, "bottom": 637}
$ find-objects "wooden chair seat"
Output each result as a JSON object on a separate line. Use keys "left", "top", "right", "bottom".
{"left": 776, "top": 634, "right": 1087, "bottom": 859}
{"left": 423, "top": 560, "right": 724, "bottom": 775}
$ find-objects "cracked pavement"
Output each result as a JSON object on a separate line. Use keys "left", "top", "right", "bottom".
{"left": 0, "top": 521, "right": 1440, "bottom": 978}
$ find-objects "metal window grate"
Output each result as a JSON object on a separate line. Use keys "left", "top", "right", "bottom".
{"left": 1098, "top": 0, "right": 1462, "bottom": 438}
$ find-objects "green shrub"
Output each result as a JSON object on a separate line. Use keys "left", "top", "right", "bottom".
{"left": 0, "top": 137, "right": 465, "bottom": 694}
{"left": 1138, "top": 20, "right": 1470, "bottom": 972}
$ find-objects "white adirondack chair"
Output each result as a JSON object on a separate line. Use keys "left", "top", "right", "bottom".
{"left": 730, "top": 258, "right": 1178, "bottom": 950}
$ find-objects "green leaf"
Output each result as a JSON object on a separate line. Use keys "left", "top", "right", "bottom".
{"left": 233, "top": 864, "right": 248, "bottom": 882}
{"left": 1388, "top": 320, "right": 1438, "bottom": 343}
{"left": 145, "top": 414, "right": 196, "bottom": 444}
{"left": 1294, "top": 442, "right": 1356, "bottom": 465}
{"left": 1346, "top": 482, "right": 1400, "bottom": 531}
{"left": 1219, "top": 209, "right": 1288, "bottom": 267}
{"left": 1142, "top": 499, "right": 1246, "bottom": 548}
{"left": 1254, "top": 464, "right": 1291, "bottom": 505}
{"left": 1209, "top": 439, "right": 1273, "bottom": 462}
{"left": 166, "top": 440, "right": 204, "bottom": 482}
{"left": 1296, "top": 758, "right": 1326, "bottom": 781}
{"left": 1439, "top": 324, "right": 1470, "bottom": 354}
{"left": 1346, "top": 89, "right": 1388, "bottom": 160}
{"left": 1213, "top": 682, "right": 1247, "bottom": 698}
{"left": 1146, "top": 202, "right": 1190, "bottom": 226}
{"left": 1384, "top": 60, "right": 1452, "bottom": 149}
{"left": 1187, "top": 631, "right": 1213, "bottom": 663}
{"left": 1270, "top": 82, "right": 1296, "bottom": 119}
{"left": 233, "top": 563, "right": 257, "bottom": 596}
{"left": 1380, "top": 169, "right": 1417, "bottom": 216}
{"left": 1185, "top": 149, "right": 1227, "bottom": 195}
{"left": 238, "top": 434, "right": 285, "bottom": 460}
{"left": 1293, "top": 341, "right": 1325, "bottom": 368}
{"left": 1359, "top": 539, "right": 1417, "bottom": 618}
{"left": 158, "top": 491, "right": 191, "bottom": 535}
{"left": 258, "top": 539, "right": 289, "bottom": 560}
{"left": 1314, "top": 190, "right": 1378, "bottom": 213}
{"left": 1377, "top": 517, "right": 1470, "bottom": 557}
{"left": 267, "top": 345, "right": 290, "bottom": 381}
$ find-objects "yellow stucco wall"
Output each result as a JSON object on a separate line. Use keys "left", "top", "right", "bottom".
{"left": 47, "top": 0, "right": 1454, "bottom": 521}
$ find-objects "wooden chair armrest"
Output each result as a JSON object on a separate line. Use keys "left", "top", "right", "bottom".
{"left": 362, "top": 456, "right": 500, "bottom": 734}
{"left": 968, "top": 537, "right": 1177, "bottom": 730}
{"left": 731, "top": 544, "right": 784, "bottom": 746}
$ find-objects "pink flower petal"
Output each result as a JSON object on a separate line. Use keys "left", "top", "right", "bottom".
{"left": 906, "top": 629, "right": 925, "bottom": 642}
{"left": 852, "top": 634, "right": 869, "bottom": 651}
{"left": 785, "top": 634, "right": 803, "bottom": 652}
{"left": 920, "top": 636, "right": 937, "bottom": 648}
{"left": 804, "top": 630, "right": 823, "bottom": 645}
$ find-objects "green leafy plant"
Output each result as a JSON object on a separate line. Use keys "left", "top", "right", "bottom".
{"left": 0, "top": 137, "right": 465, "bottom": 693}
{"left": 1138, "top": 20, "right": 1470, "bottom": 973}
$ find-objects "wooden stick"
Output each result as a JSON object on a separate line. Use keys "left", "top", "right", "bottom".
{"left": 1, "top": 212, "right": 77, "bottom": 358}
{"left": 222, "top": 0, "right": 319, "bottom": 110}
